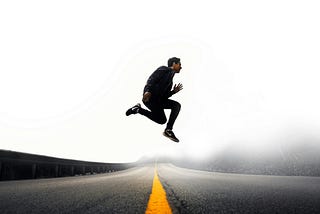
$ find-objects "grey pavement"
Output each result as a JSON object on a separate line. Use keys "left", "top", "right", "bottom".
{"left": 0, "top": 165, "right": 154, "bottom": 214}
{"left": 158, "top": 164, "right": 320, "bottom": 214}
{"left": 1, "top": 163, "right": 320, "bottom": 213}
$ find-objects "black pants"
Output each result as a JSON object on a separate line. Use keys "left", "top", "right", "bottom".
{"left": 139, "top": 98, "right": 181, "bottom": 130}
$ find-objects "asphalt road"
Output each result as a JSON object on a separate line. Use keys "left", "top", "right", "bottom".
{"left": 1, "top": 163, "right": 320, "bottom": 214}
{"left": 157, "top": 164, "right": 320, "bottom": 214}
{"left": 0, "top": 165, "right": 154, "bottom": 214}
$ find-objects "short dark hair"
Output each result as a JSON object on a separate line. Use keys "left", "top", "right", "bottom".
{"left": 168, "top": 57, "right": 180, "bottom": 67}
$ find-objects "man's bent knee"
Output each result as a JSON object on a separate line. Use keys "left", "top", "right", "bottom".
{"left": 158, "top": 117, "right": 167, "bottom": 124}
{"left": 174, "top": 102, "right": 181, "bottom": 111}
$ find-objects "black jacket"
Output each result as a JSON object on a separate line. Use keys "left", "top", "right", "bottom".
{"left": 143, "top": 66, "right": 175, "bottom": 100}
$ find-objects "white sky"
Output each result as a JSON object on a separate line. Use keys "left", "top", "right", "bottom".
{"left": 1, "top": 0, "right": 320, "bottom": 162}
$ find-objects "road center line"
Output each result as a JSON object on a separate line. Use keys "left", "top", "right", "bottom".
{"left": 145, "top": 165, "right": 172, "bottom": 214}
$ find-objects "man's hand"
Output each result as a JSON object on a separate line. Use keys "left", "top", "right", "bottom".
{"left": 142, "top": 92, "right": 152, "bottom": 102}
{"left": 173, "top": 83, "right": 183, "bottom": 93}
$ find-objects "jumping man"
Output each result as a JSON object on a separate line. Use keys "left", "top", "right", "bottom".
{"left": 126, "top": 57, "right": 183, "bottom": 142}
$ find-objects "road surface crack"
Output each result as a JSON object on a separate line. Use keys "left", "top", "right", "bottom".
{"left": 158, "top": 174, "right": 189, "bottom": 214}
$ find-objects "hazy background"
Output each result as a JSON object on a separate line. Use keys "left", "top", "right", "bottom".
{"left": 1, "top": 0, "right": 320, "bottom": 163}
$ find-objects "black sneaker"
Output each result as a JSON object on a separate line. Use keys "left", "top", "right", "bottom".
{"left": 126, "top": 103, "right": 141, "bottom": 116}
{"left": 163, "top": 129, "right": 179, "bottom": 142}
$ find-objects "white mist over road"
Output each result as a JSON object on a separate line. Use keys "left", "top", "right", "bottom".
{"left": 1, "top": 1, "right": 320, "bottom": 162}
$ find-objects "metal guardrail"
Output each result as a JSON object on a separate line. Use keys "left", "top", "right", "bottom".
{"left": 0, "top": 150, "right": 135, "bottom": 181}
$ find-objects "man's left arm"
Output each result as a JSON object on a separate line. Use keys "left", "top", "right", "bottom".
{"left": 168, "top": 83, "right": 183, "bottom": 97}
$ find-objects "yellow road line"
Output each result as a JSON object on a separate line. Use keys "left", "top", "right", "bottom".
{"left": 145, "top": 165, "right": 172, "bottom": 214}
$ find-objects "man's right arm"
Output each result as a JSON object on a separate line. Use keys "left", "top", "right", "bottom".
{"left": 144, "top": 69, "right": 162, "bottom": 93}
{"left": 143, "top": 68, "right": 163, "bottom": 102}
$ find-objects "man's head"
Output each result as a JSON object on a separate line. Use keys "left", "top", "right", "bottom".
{"left": 168, "top": 57, "right": 182, "bottom": 73}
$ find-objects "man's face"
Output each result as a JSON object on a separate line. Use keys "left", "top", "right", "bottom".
{"left": 173, "top": 62, "right": 182, "bottom": 73}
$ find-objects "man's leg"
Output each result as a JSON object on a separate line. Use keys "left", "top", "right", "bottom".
{"left": 161, "top": 99, "right": 181, "bottom": 142}
{"left": 138, "top": 101, "right": 167, "bottom": 125}
{"left": 163, "top": 99, "right": 181, "bottom": 130}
